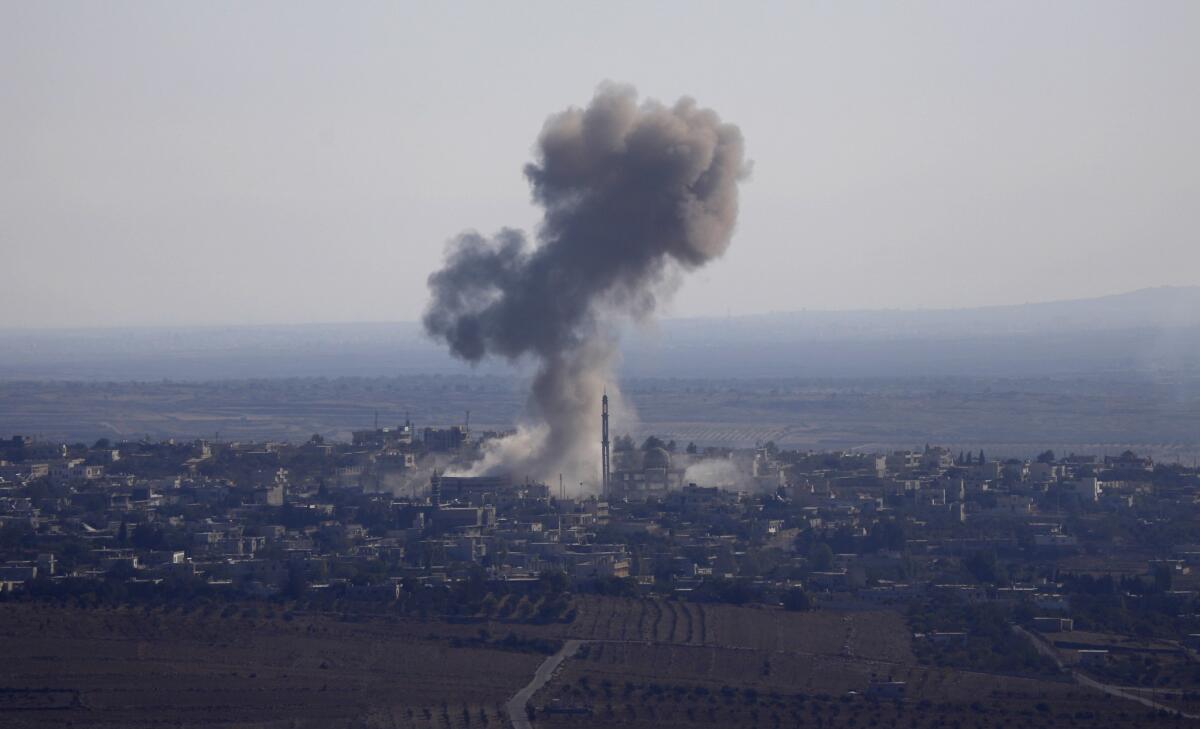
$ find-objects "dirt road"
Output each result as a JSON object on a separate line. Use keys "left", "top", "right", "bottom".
{"left": 1013, "top": 625, "right": 1199, "bottom": 719}
{"left": 504, "top": 639, "right": 584, "bottom": 729}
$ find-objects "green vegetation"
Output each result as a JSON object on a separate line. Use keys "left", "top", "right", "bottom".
{"left": 909, "top": 597, "right": 1059, "bottom": 676}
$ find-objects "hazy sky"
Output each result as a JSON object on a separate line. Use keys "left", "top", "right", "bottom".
{"left": 3, "top": 1, "right": 1198, "bottom": 329}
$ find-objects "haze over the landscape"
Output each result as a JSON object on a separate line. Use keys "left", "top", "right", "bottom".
{"left": 3, "top": 287, "right": 1198, "bottom": 465}
{"left": 7, "top": 5, "right": 1200, "bottom": 729}
{"left": 3, "top": 2, "right": 1198, "bottom": 329}
{"left": 1, "top": 286, "right": 1197, "bottom": 381}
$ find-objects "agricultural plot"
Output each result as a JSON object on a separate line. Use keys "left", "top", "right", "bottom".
{"left": 531, "top": 690, "right": 1175, "bottom": 729}
{"left": 529, "top": 596, "right": 1182, "bottom": 727}
{"left": 535, "top": 642, "right": 1179, "bottom": 728}
{"left": 565, "top": 596, "right": 705, "bottom": 644}
{"left": 0, "top": 603, "right": 537, "bottom": 728}
{"left": 563, "top": 596, "right": 912, "bottom": 662}
{"left": 1, "top": 596, "right": 1182, "bottom": 728}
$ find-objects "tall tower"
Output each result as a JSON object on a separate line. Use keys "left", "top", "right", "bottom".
{"left": 601, "top": 391, "right": 610, "bottom": 497}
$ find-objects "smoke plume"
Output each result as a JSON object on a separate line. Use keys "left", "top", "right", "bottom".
{"left": 424, "top": 83, "right": 748, "bottom": 488}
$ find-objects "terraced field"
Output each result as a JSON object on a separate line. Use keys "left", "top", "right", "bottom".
{"left": 563, "top": 596, "right": 912, "bottom": 661}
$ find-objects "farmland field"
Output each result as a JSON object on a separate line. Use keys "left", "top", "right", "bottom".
{"left": 0, "top": 597, "right": 1185, "bottom": 728}
{"left": 562, "top": 596, "right": 912, "bottom": 661}
{"left": 4, "top": 374, "right": 1199, "bottom": 463}
{"left": 533, "top": 597, "right": 1183, "bottom": 728}
{"left": 0, "top": 602, "right": 537, "bottom": 728}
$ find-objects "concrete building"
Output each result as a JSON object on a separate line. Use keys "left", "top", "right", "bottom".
{"left": 610, "top": 447, "right": 684, "bottom": 501}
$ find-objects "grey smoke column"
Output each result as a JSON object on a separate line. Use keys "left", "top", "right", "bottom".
{"left": 424, "top": 83, "right": 748, "bottom": 484}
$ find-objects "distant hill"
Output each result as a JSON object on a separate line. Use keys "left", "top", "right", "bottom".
{"left": 657, "top": 285, "right": 1200, "bottom": 340}
{"left": 624, "top": 286, "right": 1200, "bottom": 377}
{"left": 1, "top": 286, "right": 1198, "bottom": 380}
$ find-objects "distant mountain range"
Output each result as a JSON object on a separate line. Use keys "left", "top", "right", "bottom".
{"left": 2, "top": 286, "right": 1198, "bottom": 380}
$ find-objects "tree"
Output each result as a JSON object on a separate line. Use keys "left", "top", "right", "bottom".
{"left": 1153, "top": 563, "right": 1173, "bottom": 593}
{"left": 964, "top": 550, "right": 1001, "bottom": 584}
{"left": 978, "top": 450, "right": 986, "bottom": 464}
{"left": 537, "top": 569, "right": 569, "bottom": 596}
{"left": 285, "top": 562, "right": 309, "bottom": 599}
{"left": 686, "top": 442, "right": 698, "bottom": 455}
{"left": 783, "top": 587, "right": 811, "bottom": 611}
{"left": 869, "top": 520, "right": 907, "bottom": 552}
{"left": 131, "top": 523, "right": 166, "bottom": 550}
{"left": 93, "top": 437, "right": 111, "bottom": 450}
{"left": 809, "top": 543, "right": 834, "bottom": 572}
{"left": 1037, "top": 450, "right": 1056, "bottom": 464}
{"left": 0, "top": 522, "right": 34, "bottom": 550}
{"left": 106, "top": 559, "right": 137, "bottom": 581}
{"left": 117, "top": 520, "right": 128, "bottom": 546}
{"left": 641, "top": 435, "right": 666, "bottom": 451}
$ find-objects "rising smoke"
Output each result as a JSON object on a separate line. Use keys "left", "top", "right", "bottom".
{"left": 423, "top": 83, "right": 748, "bottom": 488}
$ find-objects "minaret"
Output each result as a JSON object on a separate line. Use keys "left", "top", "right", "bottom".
{"left": 601, "top": 391, "right": 610, "bottom": 497}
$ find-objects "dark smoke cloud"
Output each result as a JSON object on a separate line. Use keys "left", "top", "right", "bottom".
{"left": 424, "top": 83, "right": 748, "bottom": 486}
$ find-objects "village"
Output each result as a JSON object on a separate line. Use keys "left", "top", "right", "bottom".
{"left": 3, "top": 415, "right": 1199, "bottom": 702}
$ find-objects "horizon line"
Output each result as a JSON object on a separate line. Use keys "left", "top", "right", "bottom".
{"left": 1, "top": 283, "right": 1195, "bottom": 334}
